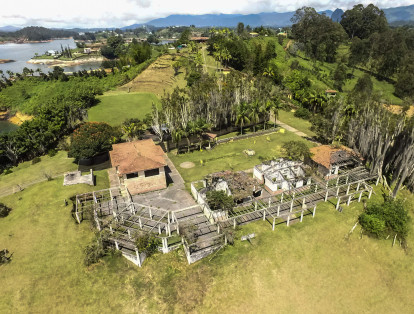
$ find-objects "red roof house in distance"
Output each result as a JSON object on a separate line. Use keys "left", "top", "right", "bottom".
{"left": 308, "top": 145, "right": 361, "bottom": 179}
{"left": 110, "top": 139, "right": 167, "bottom": 195}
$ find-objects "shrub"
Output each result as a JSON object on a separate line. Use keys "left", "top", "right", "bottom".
{"left": 206, "top": 190, "right": 234, "bottom": 211}
{"left": 31, "top": 157, "right": 41, "bottom": 165}
{"left": 0, "top": 249, "right": 13, "bottom": 264}
{"left": 0, "top": 203, "right": 12, "bottom": 218}
{"left": 294, "top": 107, "right": 311, "bottom": 120}
{"left": 47, "top": 149, "right": 57, "bottom": 157}
{"left": 135, "top": 232, "right": 160, "bottom": 257}
{"left": 282, "top": 141, "right": 311, "bottom": 161}
{"left": 84, "top": 242, "right": 105, "bottom": 266}
{"left": 359, "top": 199, "right": 411, "bottom": 241}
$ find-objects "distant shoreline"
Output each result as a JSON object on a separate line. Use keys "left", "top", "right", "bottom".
{"left": 0, "top": 59, "right": 15, "bottom": 64}
{"left": 0, "top": 37, "right": 72, "bottom": 45}
{"left": 27, "top": 56, "right": 104, "bottom": 67}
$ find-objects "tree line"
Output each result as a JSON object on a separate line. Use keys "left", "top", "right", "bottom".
{"left": 0, "top": 26, "right": 77, "bottom": 41}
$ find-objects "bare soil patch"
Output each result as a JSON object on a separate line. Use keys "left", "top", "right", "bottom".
{"left": 180, "top": 162, "right": 195, "bottom": 169}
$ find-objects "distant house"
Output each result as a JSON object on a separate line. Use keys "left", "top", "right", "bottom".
{"left": 109, "top": 139, "right": 167, "bottom": 195}
{"left": 83, "top": 48, "right": 91, "bottom": 54}
{"left": 325, "top": 89, "right": 338, "bottom": 97}
{"left": 254, "top": 159, "right": 310, "bottom": 194}
{"left": 277, "top": 32, "right": 287, "bottom": 37}
{"left": 46, "top": 50, "right": 59, "bottom": 56}
{"left": 307, "top": 145, "right": 361, "bottom": 179}
{"left": 249, "top": 32, "right": 259, "bottom": 37}
{"left": 190, "top": 37, "right": 209, "bottom": 43}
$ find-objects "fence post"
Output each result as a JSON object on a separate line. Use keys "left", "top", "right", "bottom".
{"left": 325, "top": 189, "right": 329, "bottom": 202}
{"left": 312, "top": 204, "right": 317, "bottom": 218}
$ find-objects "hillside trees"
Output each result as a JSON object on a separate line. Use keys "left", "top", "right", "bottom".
{"left": 340, "top": 4, "right": 388, "bottom": 39}
{"left": 291, "top": 7, "right": 347, "bottom": 62}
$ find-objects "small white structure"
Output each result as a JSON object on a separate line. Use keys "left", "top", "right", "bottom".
{"left": 46, "top": 50, "right": 59, "bottom": 56}
{"left": 83, "top": 48, "right": 92, "bottom": 54}
{"left": 254, "top": 159, "right": 310, "bottom": 194}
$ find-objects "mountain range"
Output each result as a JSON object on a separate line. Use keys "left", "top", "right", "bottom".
{"left": 1, "top": 4, "right": 414, "bottom": 32}
{"left": 122, "top": 4, "right": 414, "bottom": 29}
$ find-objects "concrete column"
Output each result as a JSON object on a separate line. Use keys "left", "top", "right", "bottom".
{"left": 336, "top": 176, "right": 340, "bottom": 186}
{"left": 347, "top": 195, "right": 352, "bottom": 206}
{"left": 162, "top": 238, "right": 168, "bottom": 253}
{"left": 168, "top": 224, "right": 171, "bottom": 236}
{"left": 272, "top": 217, "right": 276, "bottom": 231}
{"left": 325, "top": 190, "right": 329, "bottom": 202}
{"left": 263, "top": 210, "right": 266, "bottom": 221}
{"left": 300, "top": 210, "right": 304, "bottom": 222}
{"left": 358, "top": 192, "right": 363, "bottom": 202}
{"left": 336, "top": 187, "right": 340, "bottom": 196}
{"left": 176, "top": 223, "right": 180, "bottom": 235}
{"left": 277, "top": 205, "right": 280, "bottom": 216}
{"left": 135, "top": 248, "right": 141, "bottom": 267}
{"left": 376, "top": 176, "right": 380, "bottom": 186}
{"left": 286, "top": 215, "right": 290, "bottom": 226}
{"left": 139, "top": 217, "right": 142, "bottom": 228}
{"left": 268, "top": 198, "right": 271, "bottom": 207}
{"left": 115, "top": 241, "right": 119, "bottom": 250}
{"left": 356, "top": 182, "right": 361, "bottom": 191}
{"left": 254, "top": 202, "right": 257, "bottom": 210}
{"left": 314, "top": 184, "right": 318, "bottom": 193}
{"left": 336, "top": 197, "right": 341, "bottom": 210}
{"left": 302, "top": 197, "right": 306, "bottom": 208}
{"left": 109, "top": 225, "right": 113, "bottom": 234}
{"left": 233, "top": 218, "right": 236, "bottom": 229}
{"left": 217, "top": 224, "right": 220, "bottom": 234}
{"left": 290, "top": 199, "right": 294, "bottom": 212}
{"left": 149, "top": 208, "right": 152, "bottom": 219}
{"left": 345, "top": 175, "right": 349, "bottom": 185}
{"left": 326, "top": 180, "right": 329, "bottom": 188}
{"left": 346, "top": 184, "right": 350, "bottom": 195}
{"left": 158, "top": 225, "right": 161, "bottom": 235}
{"left": 368, "top": 189, "right": 373, "bottom": 199}
{"left": 127, "top": 229, "right": 131, "bottom": 239}
{"left": 280, "top": 193, "right": 284, "bottom": 203}
{"left": 312, "top": 204, "right": 316, "bottom": 218}
{"left": 224, "top": 234, "right": 227, "bottom": 245}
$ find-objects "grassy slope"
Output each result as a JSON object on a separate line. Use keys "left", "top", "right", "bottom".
{"left": 277, "top": 110, "right": 316, "bottom": 137}
{"left": 0, "top": 174, "right": 413, "bottom": 312}
{"left": 0, "top": 151, "right": 76, "bottom": 191}
{"left": 88, "top": 92, "right": 160, "bottom": 126}
{"left": 168, "top": 130, "right": 315, "bottom": 185}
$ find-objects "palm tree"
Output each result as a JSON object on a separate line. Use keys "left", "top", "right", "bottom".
{"left": 249, "top": 100, "right": 261, "bottom": 132}
{"left": 235, "top": 102, "right": 251, "bottom": 135}
{"left": 172, "top": 128, "right": 185, "bottom": 154}
{"left": 269, "top": 97, "right": 283, "bottom": 128}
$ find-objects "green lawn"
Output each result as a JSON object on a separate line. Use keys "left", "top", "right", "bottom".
{"left": 1, "top": 174, "right": 413, "bottom": 312}
{"left": 89, "top": 92, "right": 161, "bottom": 126}
{"left": 169, "top": 129, "right": 315, "bottom": 185}
{"left": 277, "top": 110, "right": 316, "bottom": 137}
{"left": 0, "top": 151, "right": 76, "bottom": 193}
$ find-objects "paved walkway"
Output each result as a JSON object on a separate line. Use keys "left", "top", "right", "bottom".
{"left": 276, "top": 119, "right": 309, "bottom": 137}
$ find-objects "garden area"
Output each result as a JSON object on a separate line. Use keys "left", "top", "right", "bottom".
{"left": 168, "top": 129, "right": 315, "bottom": 186}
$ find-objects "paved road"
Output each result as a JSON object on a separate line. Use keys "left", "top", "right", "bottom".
{"left": 276, "top": 119, "right": 309, "bottom": 137}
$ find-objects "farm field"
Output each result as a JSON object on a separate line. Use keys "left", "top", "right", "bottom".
{"left": 88, "top": 92, "right": 160, "bottom": 126}
{"left": 0, "top": 174, "right": 413, "bottom": 312}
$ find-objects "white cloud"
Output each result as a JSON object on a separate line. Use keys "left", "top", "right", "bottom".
{"left": 1, "top": 0, "right": 413, "bottom": 28}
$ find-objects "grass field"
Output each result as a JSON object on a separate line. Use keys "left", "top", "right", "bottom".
{"left": 0, "top": 151, "right": 76, "bottom": 192}
{"left": 277, "top": 110, "right": 316, "bottom": 137}
{"left": 88, "top": 92, "right": 160, "bottom": 126}
{"left": 168, "top": 129, "right": 315, "bottom": 185}
{"left": 1, "top": 173, "right": 413, "bottom": 312}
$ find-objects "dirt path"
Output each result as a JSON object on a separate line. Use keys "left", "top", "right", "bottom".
{"left": 284, "top": 39, "right": 293, "bottom": 51}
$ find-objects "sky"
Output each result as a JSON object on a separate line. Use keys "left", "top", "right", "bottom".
{"left": 1, "top": 0, "right": 413, "bottom": 28}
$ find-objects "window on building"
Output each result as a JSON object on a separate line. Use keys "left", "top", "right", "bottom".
{"left": 126, "top": 172, "right": 138, "bottom": 179}
{"left": 144, "top": 168, "right": 160, "bottom": 177}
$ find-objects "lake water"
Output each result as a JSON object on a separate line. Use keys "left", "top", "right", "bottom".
{"left": 0, "top": 120, "right": 18, "bottom": 133}
{"left": 0, "top": 38, "right": 101, "bottom": 74}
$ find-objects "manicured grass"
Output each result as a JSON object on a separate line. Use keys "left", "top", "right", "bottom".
{"left": 169, "top": 129, "right": 315, "bottom": 185}
{"left": 0, "top": 151, "right": 76, "bottom": 192}
{"left": 89, "top": 92, "right": 160, "bottom": 126}
{"left": 277, "top": 110, "right": 316, "bottom": 137}
{"left": 1, "top": 174, "right": 413, "bottom": 312}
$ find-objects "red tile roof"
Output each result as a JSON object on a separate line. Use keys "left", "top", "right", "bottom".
{"left": 110, "top": 139, "right": 166, "bottom": 175}
{"left": 310, "top": 145, "right": 355, "bottom": 169}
